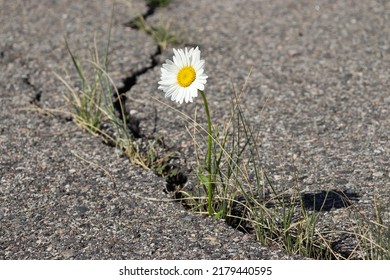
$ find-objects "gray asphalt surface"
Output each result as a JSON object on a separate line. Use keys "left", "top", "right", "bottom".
{"left": 1, "top": 0, "right": 389, "bottom": 259}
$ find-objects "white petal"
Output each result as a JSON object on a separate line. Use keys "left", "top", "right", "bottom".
{"left": 171, "top": 88, "right": 178, "bottom": 101}
{"left": 184, "top": 48, "right": 190, "bottom": 65}
{"left": 188, "top": 47, "right": 195, "bottom": 57}
{"left": 194, "top": 60, "right": 204, "bottom": 71}
{"left": 198, "top": 73, "right": 208, "bottom": 81}
{"left": 178, "top": 49, "right": 187, "bottom": 67}
{"left": 193, "top": 81, "right": 205, "bottom": 91}
{"left": 166, "top": 59, "right": 175, "bottom": 66}
{"left": 191, "top": 51, "right": 198, "bottom": 65}
{"left": 192, "top": 48, "right": 200, "bottom": 63}
{"left": 184, "top": 89, "right": 190, "bottom": 103}
{"left": 196, "top": 68, "right": 204, "bottom": 76}
{"left": 180, "top": 90, "right": 186, "bottom": 104}
{"left": 173, "top": 49, "right": 182, "bottom": 68}
{"left": 162, "top": 63, "right": 179, "bottom": 72}
{"left": 187, "top": 88, "right": 193, "bottom": 103}
{"left": 160, "top": 76, "right": 177, "bottom": 84}
{"left": 167, "top": 84, "right": 178, "bottom": 93}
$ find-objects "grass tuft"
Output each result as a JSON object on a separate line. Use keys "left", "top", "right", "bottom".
{"left": 56, "top": 34, "right": 149, "bottom": 168}
{"left": 132, "top": 15, "right": 182, "bottom": 51}
{"left": 56, "top": 29, "right": 182, "bottom": 179}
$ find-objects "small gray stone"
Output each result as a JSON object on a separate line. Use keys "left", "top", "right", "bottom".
{"left": 373, "top": 171, "right": 384, "bottom": 178}
{"left": 182, "top": 215, "right": 193, "bottom": 222}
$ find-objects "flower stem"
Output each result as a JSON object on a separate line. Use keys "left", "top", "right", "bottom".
{"left": 200, "top": 90, "right": 213, "bottom": 216}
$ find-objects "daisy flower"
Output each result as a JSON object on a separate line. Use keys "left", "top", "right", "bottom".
{"left": 158, "top": 47, "right": 208, "bottom": 104}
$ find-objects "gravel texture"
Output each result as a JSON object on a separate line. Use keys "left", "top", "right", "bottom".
{"left": 1, "top": 0, "right": 389, "bottom": 259}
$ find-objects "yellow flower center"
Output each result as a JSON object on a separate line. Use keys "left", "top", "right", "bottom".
{"left": 177, "top": 66, "right": 196, "bottom": 87}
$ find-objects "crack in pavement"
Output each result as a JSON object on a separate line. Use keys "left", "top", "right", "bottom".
{"left": 115, "top": 47, "right": 161, "bottom": 139}
{"left": 23, "top": 74, "right": 42, "bottom": 106}
{"left": 113, "top": 3, "right": 189, "bottom": 192}
{"left": 124, "top": 0, "right": 160, "bottom": 29}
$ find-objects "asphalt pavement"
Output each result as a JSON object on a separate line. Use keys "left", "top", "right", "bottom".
{"left": 1, "top": 0, "right": 389, "bottom": 259}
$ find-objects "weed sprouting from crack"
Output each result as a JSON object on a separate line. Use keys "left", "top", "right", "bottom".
{"left": 55, "top": 1, "right": 187, "bottom": 192}
{"left": 56, "top": 39, "right": 188, "bottom": 187}
{"left": 124, "top": 0, "right": 181, "bottom": 51}
{"left": 125, "top": 0, "right": 172, "bottom": 27}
